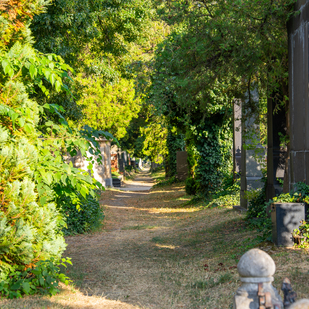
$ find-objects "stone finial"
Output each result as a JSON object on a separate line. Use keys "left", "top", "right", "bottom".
{"left": 290, "top": 299, "right": 309, "bottom": 309}
{"left": 234, "top": 249, "right": 283, "bottom": 309}
{"left": 237, "top": 248, "right": 276, "bottom": 283}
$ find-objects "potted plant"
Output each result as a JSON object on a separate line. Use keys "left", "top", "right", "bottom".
{"left": 270, "top": 182, "right": 309, "bottom": 247}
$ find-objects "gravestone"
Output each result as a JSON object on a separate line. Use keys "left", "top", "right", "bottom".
{"left": 288, "top": 0, "right": 309, "bottom": 190}
{"left": 240, "top": 89, "right": 265, "bottom": 209}
{"left": 233, "top": 100, "right": 242, "bottom": 179}
{"left": 176, "top": 151, "right": 189, "bottom": 181}
{"left": 68, "top": 137, "right": 112, "bottom": 187}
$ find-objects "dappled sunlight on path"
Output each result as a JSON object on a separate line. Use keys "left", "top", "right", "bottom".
{"left": 3, "top": 171, "right": 309, "bottom": 309}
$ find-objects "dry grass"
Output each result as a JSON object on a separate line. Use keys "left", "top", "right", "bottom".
{"left": 1, "top": 172, "right": 309, "bottom": 309}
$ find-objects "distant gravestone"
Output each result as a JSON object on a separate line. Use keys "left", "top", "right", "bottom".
{"left": 176, "top": 151, "right": 189, "bottom": 181}
{"left": 233, "top": 100, "right": 242, "bottom": 178}
{"left": 68, "top": 137, "right": 112, "bottom": 188}
{"left": 240, "top": 89, "right": 265, "bottom": 209}
{"left": 288, "top": 0, "right": 309, "bottom": 190}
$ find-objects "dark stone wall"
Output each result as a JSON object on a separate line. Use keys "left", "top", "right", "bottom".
{"left": 288, "top": 0, "right": 309, "bottom": 189}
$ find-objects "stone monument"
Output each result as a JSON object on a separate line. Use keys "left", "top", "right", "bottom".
{"left": 240, "top": 89, "right": 265, "bottom": 209}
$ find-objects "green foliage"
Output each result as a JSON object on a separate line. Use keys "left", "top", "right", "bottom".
{"left": 154, "top": 175, "right": 180, "bottom": 187}
{"left": 0, "top": 0, "right": 116, "bottom": 297}
{"left": 246, "top": 176, "right": 267, "bottom": 220}
{"left": 140, "top": 118, "right": 168, "bottom": 163}
{"left": 149, "top": 0, "right": 296, "bottom": 195}
{"left": 76, "top": 77, "right": 140, "bottom": 138}
{"left": 165, "top": 128, "right": 185, "bottom": 177}
{"left": 292, "top": 218, "right": 309, "bottom": 248}
{"left": 192, "top": 121, "right": 233, "bottom": 196}
{"left": 185, "top": 177, "right": 198, "bottom": 196}
{"left": 246, "top": 181, "right": 309, "bottom": 243}
{"left": 58, "top": 193, "right": 104, "bottom": 236}
{"left": 0, "top": 258, "right": 72, "bottom": 299}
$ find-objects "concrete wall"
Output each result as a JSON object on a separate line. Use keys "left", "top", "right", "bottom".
{"left": 288, "top": 0, "right": 309, "bottom": 189}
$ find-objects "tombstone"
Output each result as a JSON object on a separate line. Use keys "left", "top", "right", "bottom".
{"left": 69, "top": 137, "right": 113, "bottom": 188}
{"left": 233, "top": 100, "right": 242, "bottom": 179}
{"left": 266, "top": 96, "right": 287, "bottom": 201}
{"left": 101, "top": 139, "right": 113, "bottom": 187}
{"left": 176, "top": 151, "right": 189, "bottom": 181}
{"left": 240, "top": 89, "right": 265, "bottom": 209}
{"left": 288, "top": 1, "right": 309, "bottom": 190}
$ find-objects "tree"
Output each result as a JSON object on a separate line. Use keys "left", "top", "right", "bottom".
{"left": 148, "top": 0, "right": 295, "bottom": 194}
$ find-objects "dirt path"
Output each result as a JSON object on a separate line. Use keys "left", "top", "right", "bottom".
{"left": 2, "top": 171, "right": 309, "bottom": 309}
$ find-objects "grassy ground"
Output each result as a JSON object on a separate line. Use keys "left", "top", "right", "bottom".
{"left": 1, "top": 171, "right": 309, "bottom": 308}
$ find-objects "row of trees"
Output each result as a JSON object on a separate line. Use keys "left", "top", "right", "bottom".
{"left": 0, "top": 0, "right": 297, "bottom": 298}
{"left": 0, "top": 0, "right": 157, "bottom": 297}
{"left": 143, "top": 0, "right": 295, "bottom": 195}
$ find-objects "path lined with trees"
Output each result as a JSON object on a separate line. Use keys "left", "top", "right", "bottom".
{"left": 2, "top": 172, "right": 309, "bottom": 308}
{"left": 2, "top": 0, "right": 309, "bottom": 306}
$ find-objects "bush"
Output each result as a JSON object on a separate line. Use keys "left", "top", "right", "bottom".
{"left": 0, "top": 258, "right": 71, "bottom": 299}
{"left": 185, "top": 177, "right": 198, "bottom": 195}
{"left": 0, "top": 127, "right": 66, "bottom": 284}
{"left": 57, "top": 193, "right": 104, "bottom": 235}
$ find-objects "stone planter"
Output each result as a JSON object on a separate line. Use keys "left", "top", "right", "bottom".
{"left": 271, "top": 203, "right": 308, "bottom": 247}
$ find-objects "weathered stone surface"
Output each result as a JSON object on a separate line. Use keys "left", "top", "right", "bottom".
{"left": 237, "top": 249, "right": 275, "bottom": 281}
{"left": 234, "top": 249, "right": 283, "bottom": 309}
{"left": 271, "top": 202, "right": 308, "bottom": 247}
{"left": 290, "top": 299, "right": 309, "bottom": 309}
{"left": 240, "top": 89, "right": 265, "bottom": 209}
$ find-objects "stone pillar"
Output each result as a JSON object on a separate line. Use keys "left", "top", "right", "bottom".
{"left": 234, "top": 248, "right": 283, "bottom": 309}
{"left": 240, "top": 89, "right": 265, "bottom": 209}
{"left": 102, "top": 139, "right": 112, "bottom": 187}
{"left": 233, "top": 100, "right": 242, "bottom": 179}
{"left": 288, "top": 1, "right": 309, "bottom": 190}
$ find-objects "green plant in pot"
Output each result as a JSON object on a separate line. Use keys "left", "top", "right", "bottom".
{"left": 292, "top": 219, "right": 309, "bottom": 247}
{"left": 270, "top": 182, "right": 309, "bottom": 247}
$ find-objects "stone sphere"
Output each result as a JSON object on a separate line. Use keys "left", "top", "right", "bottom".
{"left": 237, "top": 248, "right": 275, "bottom": 278}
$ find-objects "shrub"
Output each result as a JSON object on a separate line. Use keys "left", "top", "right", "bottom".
{"left": 185, "top": 177, "right": 198, "bottom": 195}
{"left": 57, "top": 192, "right": 104, "bottom": 235}
{"left": 0, "top": 258, "right": 71, "bottom": 299}
{"left": 0, "top": 127, "right": 66, "bottom": 284}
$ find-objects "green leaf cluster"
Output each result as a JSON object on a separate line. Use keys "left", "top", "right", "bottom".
{"left": 0, "top": 258, "right": 72, "bottom": 299}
